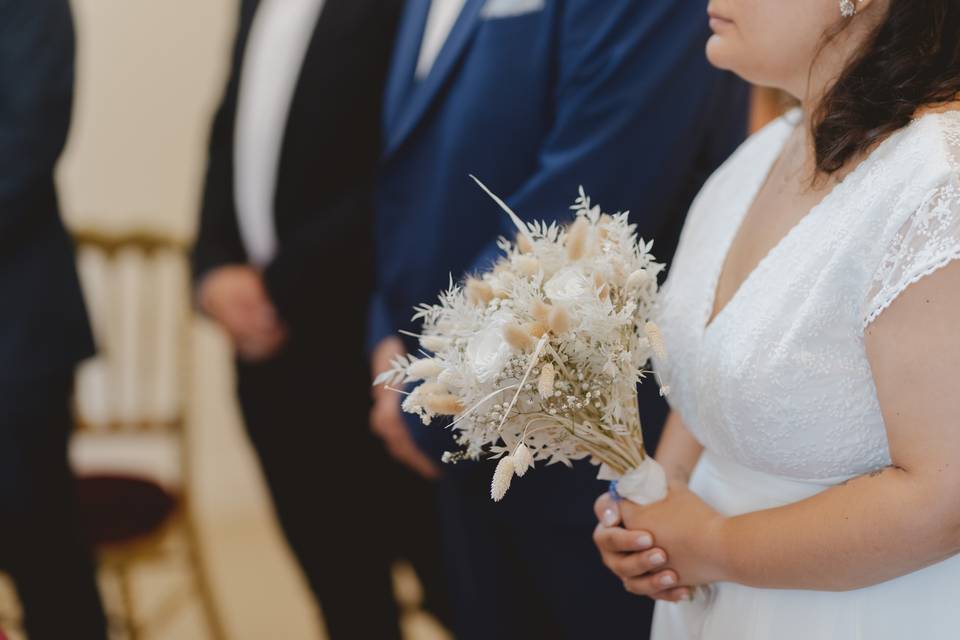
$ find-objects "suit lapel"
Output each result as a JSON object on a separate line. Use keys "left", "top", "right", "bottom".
{"left": 383, "top": 0, "right": 430, "bottom": 134}
{"left": 384, "top": 0, "right": 485, "bottom": 157}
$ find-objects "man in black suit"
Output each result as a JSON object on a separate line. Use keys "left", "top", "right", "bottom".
{"left": 192, "top": 1, "right": 447, "bottom": 637}
{"left": 0, "top": 0, "right": 107, "bottom": 638}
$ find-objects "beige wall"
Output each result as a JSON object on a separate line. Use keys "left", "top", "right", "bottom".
{"left": 58, "top": 0, "right": 237, "bottom": 236}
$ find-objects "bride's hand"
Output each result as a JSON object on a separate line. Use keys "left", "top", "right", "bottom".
{"left": 600, "top": 485, "right": 728, "bottom": 591}
{"left": 593, "top": 493, "right": 691, "bottom": 602}
{"left": 594, "top": 485, "right": 727, "bottom": 598}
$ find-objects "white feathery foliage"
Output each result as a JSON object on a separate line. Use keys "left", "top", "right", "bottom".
{"left": 375, "top": 183, "right": 667, "bottom": 501}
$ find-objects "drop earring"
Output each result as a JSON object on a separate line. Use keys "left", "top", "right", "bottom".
{"left": 840, "top": 0, "right": 857, "bottom": 17}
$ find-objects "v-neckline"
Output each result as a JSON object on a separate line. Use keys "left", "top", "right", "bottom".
{"left": 701, "top": 111, "right": 900, "bottom": 334}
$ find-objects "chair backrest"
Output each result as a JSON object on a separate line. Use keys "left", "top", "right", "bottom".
{"left": 73, "top": 231, "right": 191, "bottom": 436}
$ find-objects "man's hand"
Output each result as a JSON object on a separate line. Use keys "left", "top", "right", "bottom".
{"left": 198, "top": 265, "right": 287, "bottom": 362}
{"left": 370, "top": 336, "right": 441, "bottom": 480}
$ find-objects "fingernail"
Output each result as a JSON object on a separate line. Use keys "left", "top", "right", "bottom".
{"left": 649, "top": 552, "right": 665, "bottom": 566}
{"left": 659, "top": 574, "right": 675, "bottom": 587}
{"left": 602, "top": 509, "right": 618, "bottom": 527}
{"left": 636, "top": 534, "right": 652, "bottom": 548}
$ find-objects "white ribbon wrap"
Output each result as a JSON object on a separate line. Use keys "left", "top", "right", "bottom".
{"left": 599, "top": 457, "right": 668, "bottom": 505}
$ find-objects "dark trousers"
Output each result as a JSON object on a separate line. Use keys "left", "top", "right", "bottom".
{"left": 236, "top": 346, "right": 449, "bottom": 639}
{"left": 0, "top": 374, "right": 106, "bottom": 640}
{"left": 438, "top": 461, "right": 654, "bottom": 640}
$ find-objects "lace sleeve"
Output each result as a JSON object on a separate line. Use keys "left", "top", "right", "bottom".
{"left": 863, "top": 178, "right": 960, "bottom": 328}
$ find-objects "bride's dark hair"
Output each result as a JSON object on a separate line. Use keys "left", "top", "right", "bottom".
{"left": 813, "top": 2, "right": 960, "bottom": 174}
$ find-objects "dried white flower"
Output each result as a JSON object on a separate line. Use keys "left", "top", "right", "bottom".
{"left": 545, "top": 267, "right": 591, "bottom": 307}
{"left": 491, "top": 455, "right": 515, "bottom": 501}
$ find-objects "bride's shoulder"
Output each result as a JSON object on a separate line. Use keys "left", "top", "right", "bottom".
{"left": 861, "top": 109, "right": 960, "bottom": 327}
{"left": 918, "top": 108, "right": 960, "bottom": 175}
{"left": 877, "top": 108, "right": 960, "bottom": 183}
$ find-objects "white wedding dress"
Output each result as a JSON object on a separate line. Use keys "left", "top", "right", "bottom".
{"left": 651, "top": 108, "right": 960, "bottom": 639}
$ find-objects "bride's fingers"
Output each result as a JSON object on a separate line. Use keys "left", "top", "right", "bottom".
{"left": 623, "top": 570, "right": 679, "bottom": 596}
{"left": 594, "top": 492, "right": 620, "bottom": 525}
{"left": 593, "top": 522, "right": 654, "bottom": 553}
{"left": 651, "top": 586, "right": 693, "bottom": 603}
{"left": 610, "top": 548, "right": 669, "bottom": 578}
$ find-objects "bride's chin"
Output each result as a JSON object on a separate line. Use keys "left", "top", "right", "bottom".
{"left": 705, "top": 38, "right": 736, "bottom": 73}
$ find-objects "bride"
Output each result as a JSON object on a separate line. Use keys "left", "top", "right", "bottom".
{"left": 592, "top": 0, "right": 960, "bottom": 638}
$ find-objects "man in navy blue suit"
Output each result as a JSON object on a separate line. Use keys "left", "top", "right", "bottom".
{"left": 369, "top": 1, "right": 748, "bottom": 637}
{"left": 0, "top": 0, "right": 107, "bottom": 637}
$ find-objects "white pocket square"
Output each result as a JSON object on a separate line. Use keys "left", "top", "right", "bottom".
{"left": 481, "top": 0, "right": 545, "bottom": 19}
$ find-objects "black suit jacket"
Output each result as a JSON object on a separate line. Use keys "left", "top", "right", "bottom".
{"left": 192, "top": 0, "right": 402, "bottom": 356}
{"left": 0, "top": 0, "right": 94, "bottom": 382}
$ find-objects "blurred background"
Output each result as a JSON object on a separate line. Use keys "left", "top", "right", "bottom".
{"left": 0, "top": 1, "right": 786, "bottom": 638}
{"left": 0, "top": 2, "right": 444, "bottom": 638}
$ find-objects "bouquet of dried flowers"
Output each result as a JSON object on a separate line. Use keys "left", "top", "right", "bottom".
{"left": 375, "top": 178, "right": 669, "bottom": 505}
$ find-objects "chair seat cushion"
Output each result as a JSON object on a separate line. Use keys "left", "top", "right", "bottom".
{"left": 76, "top": 474, "right": 178, "bottom": 546}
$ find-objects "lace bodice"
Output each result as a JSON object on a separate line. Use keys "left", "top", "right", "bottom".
{"left": 655, "top": 109, "right": 960, "bottom": 481}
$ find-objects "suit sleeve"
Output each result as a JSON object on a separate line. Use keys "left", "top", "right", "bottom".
{"left": 190, "top": 6, "right": 251, "bottom": 284}
{"left": 0, "top": 0, "right": 74, "bottom": 217}
{"left": 469, "top": 0, "right": 747, "bottom": 272}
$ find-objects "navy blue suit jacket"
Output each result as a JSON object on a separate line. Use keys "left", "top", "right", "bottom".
{"left": 0, "top": 0, "right": 94, "bottom": 382}
{"left": 371, "top": 0, "right": 747, "bottom": 458}
{"left": 371, "top": 4, "right": 748, "bottom": 636}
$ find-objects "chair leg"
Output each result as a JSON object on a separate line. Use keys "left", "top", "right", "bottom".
{"left": 182, "top": 513, "right": 228, "bottom": 640}
{"left": 115, "top": 565, "right": 141, "bottom": 640}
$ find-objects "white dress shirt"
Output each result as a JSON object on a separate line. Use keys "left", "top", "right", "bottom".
{"left": 416, "top": 0, "right": 466, "bottom": 79}
{"left": 234, "top": 0, "right": 326, "bottom": 267}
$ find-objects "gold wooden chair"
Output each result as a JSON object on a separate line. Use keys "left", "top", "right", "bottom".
{"left": 67, "top": 230, "right": 226, "bottom": 640}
